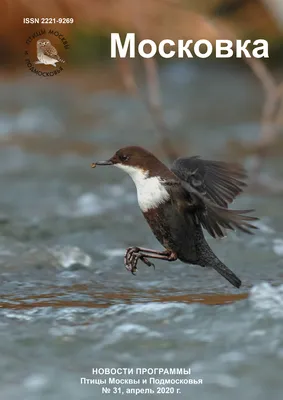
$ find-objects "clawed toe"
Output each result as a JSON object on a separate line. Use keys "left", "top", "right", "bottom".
{"left": 141, "top": 256, "right": 155, "bottom": 269}
{"left": 124, "top": 248, "right": 139, "bottom": 275}
{"left": 125, "top": 263, "right": 137, "bottom": 275}
{"left": 124, "top": 247, "right": 139, "bottom": 266}
{"left": 124, "top": 249, "right": 156, "bottom": 274}
{"left": 124, "top": 246, "right": 171, "bottom": 274}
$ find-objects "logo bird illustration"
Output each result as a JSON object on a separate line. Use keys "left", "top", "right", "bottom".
{"left": 35, "top": 38, "right": 65, "bottom": 67}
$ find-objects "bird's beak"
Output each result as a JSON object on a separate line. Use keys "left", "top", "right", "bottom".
{"left": 91, "top": 160, "right": 113, "bottom": 168}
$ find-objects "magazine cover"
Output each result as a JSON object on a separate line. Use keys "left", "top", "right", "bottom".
{"left": 1, "top": 1, "right": 283, "bottom": 399}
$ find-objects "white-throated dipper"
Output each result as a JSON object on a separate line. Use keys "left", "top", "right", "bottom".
{"left": 93, "top": 146, "right": 258, "bottom": 288}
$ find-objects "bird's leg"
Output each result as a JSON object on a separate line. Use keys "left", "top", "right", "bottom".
{"left": 125, "top": 247, "right": 171, "bottom": 263}
{"left": 124, "top": 247, "right": 177, "bottom": 274}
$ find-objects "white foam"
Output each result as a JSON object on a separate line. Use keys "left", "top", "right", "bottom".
{"left": 250, "top": 282, "right": 283, "bottom": 318}
{"left": 273, "top": 239, "right": 283, "bottom": 256}
{"left": 50, "top": 246, "right": 92, "bottom": 268}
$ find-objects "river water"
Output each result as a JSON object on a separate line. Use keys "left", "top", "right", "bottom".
{"left": 0, "top": 62, "right": 283, "bottom": 399}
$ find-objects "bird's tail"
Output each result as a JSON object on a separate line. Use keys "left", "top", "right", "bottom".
{"left": 210, "top": 258, "right": 241, "bottom": 288}
{"left": 195, "top": 227, "right": 242, "bottom": 288}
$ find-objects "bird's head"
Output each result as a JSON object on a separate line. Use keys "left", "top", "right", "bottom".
{"left": 37, "top": 39, "right": 51, "bottom": 48}
{"left": 92, "top": 146, "right": 166, "bottom": 183}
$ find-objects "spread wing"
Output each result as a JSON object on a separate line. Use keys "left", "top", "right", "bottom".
{"left": 171, "top": 156, "right": 247, "bottom": 208}
{"left": 169, "top": 156, "right": 258, "bottom": 238}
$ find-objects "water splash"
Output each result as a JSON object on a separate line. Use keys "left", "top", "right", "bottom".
{"left": 49, "top": 246, "right": 92, "bottom": 269}
{"left": 250, "top": 282, "right": 283, "bottom": 318}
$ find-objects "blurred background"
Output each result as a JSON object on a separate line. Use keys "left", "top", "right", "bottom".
{"left": 1, "top": 1, "right": 283, "bottom": 400}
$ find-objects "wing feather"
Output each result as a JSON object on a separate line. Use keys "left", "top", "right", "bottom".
{"left": 169, "top": 157, "right": 258, "bottom": 238}
{"left": 171, "top": 156, "right": 247, "bottom": 208}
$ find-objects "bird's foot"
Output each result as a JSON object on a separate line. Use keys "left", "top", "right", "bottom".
{"left": 124, "top": 246, "right": 139, "bottom": 265}
{"left": 124, "top": 247, "right": 139, "bottom": 274}
{"left": 124, "top": 247, "right": 155, "bottom": 275}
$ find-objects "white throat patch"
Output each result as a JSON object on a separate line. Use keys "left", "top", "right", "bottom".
{"left": 115, "top": 164, "right": 170, "bottom": 212}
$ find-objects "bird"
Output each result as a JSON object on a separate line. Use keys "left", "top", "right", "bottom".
{"left": 92, "top": 146, "right": 258, "bottom": 288}
{"left": 35, "top": 38, "right": 65, "bottom": 67}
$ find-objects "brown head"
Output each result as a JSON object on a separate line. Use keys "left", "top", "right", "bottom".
{"left": 37, "top": 38, "right": 51, "bottom": 50}
{"left": 92, "top": 146, "right": 171, "bottom": 179}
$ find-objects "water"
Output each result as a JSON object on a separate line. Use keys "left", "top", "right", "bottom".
{"left": 0, "top": 62, "right": 283, "bottom": 399}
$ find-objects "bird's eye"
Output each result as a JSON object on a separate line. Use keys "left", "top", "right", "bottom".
{"left": 120, "top": 154, "right": 129, "bottom": 162}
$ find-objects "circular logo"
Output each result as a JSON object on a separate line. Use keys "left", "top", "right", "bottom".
{"left": 24, "top": 29, "right": 70, "bottom": 77}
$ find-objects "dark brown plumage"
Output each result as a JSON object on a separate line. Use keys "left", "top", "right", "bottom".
{"left": 171, "top": 156, "right": 256, "bottom": 238}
